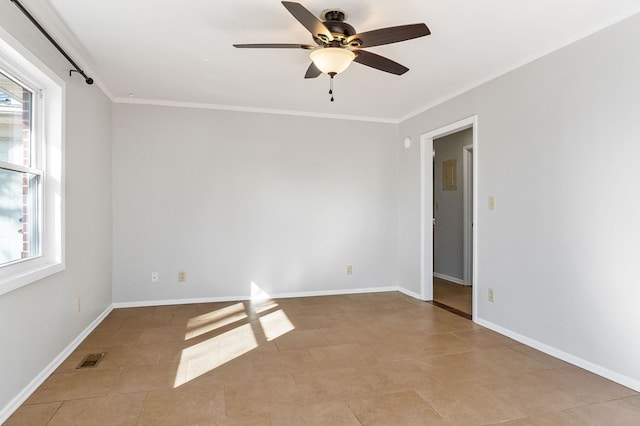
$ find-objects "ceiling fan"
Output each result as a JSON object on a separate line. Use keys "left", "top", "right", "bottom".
{"left": 234, "top": 1, "right": 430, "bottom": 101}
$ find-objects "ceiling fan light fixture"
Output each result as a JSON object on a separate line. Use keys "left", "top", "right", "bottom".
{"left": 310, "top": 47, "right": 355, "bottom": 75}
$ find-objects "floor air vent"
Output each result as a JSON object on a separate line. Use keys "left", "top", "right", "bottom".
{"left": 77, "top": 352, "right": 106, "bottom": 369}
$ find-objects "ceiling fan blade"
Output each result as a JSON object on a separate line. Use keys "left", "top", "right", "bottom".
{"left": 281, "top": 1, "right": 333, "bottom": 42}
{"left": 304, "top": 62, "right": 322, "bottom": 79}
{"left": 347, "top": 23, "right": 430, "bottom": 48}
{"left": 353, "top": 50, "right": 409, "bottom": 75}
{"left": 233, "top": 43, "right": 315, "bottom": 49}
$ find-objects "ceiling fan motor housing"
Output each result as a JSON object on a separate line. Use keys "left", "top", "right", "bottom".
{"left": 314, "top": 9, "right": 358, "bottom": 46}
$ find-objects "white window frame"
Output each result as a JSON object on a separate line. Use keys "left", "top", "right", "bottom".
{"left": 0, "top": 27, "right": 65, "bottom": 296}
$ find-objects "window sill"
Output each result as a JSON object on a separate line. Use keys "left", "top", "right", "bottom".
{"left": 0, "top": 261, "right": 65, "bottom": 296}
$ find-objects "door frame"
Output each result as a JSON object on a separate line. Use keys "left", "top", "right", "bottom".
{"left": 420, "top": 116, "right": 478, "bottom": 319}
{"left": 463, "top": 144, "right": 473, "bottom": 287}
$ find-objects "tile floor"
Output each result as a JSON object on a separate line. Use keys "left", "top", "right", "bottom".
{"left": 7, "top": 292, "right": 640, "bottom": 425}
{"left": 433, "top": 277, "right": 472, "bottom": 316}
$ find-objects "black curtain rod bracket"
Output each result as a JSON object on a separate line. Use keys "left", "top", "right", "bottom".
{"left": 11, "top": 0, "right": 94, "bottom": 85}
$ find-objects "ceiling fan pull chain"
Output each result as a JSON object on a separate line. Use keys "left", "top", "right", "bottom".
{"left": 329, "top": 73, "right": 335, "bottom": 102}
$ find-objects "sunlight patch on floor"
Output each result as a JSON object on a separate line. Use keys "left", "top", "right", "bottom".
{"left": 174, "top": 323, "right": 257, "bottom": 387}
{"left": 259, "top": 309, "right": 295, "bottom": 341}
{"left": 185, "top": 302, "right": 247, "bottom": 340}
{"left": 173, "top": 281, "right": 295, "bottom": 388}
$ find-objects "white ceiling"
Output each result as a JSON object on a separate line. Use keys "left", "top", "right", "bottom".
{"left": 23, "top": 0, "right": 640, "bottom": 122}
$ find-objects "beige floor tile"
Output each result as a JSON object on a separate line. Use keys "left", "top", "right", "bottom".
{"left": 417, "top": 346, "right": 550, "bottom": 386}
{"left": 138, "top": 384, "right": 225, "bottom": 425}
{"left": 78, "top": 328, "right": 143, "bottom": 349}
{"left": 109, "top": 363, "right": 181, "bottom": 394}
{"left": 106, "top": 306, "right": 155, "bottom": 321}
{"left": 290, "top": 303, "right": 345, "bottom": 317}
{"left": 157, "top": 342, "right": 191, "bottom": 364}
{"left": 496, "top": 411, "right": 586, "bottom": 425}
{"left": 225, "top": 375, "right": 301, "bottom": 418}
{"left": 531, "top": 366, "right": 637, "bottom": 404}
{"left": 269, "top": 400, "right": 361, "bottom": 426}
{"left": 409, "top": 332, "right": 475, "bottom": 356}
{"left": 251, "top": 348, "right": 318, "bottom": 378}
{"left": 509, "top": 344, "right": 574, "bottom": 369}
{"left": 48, "top": 392, "right": 146, "bottom": 426}
{"left": 452, "top": 328, "right": 518, "bottom": 349}
{"left": 222, "top": 414, "right": 272, "bottom": 425}
{"left": 4, "top": 401, "right": 61, "bottom": 425}
{"left": 318, "top": 324, "right": 378, "bottom": 345}
{"left": 273, "top": 329, "right": 331, "bottom": 351}
{"left": 152, "top": 303, "right": 198, "bottom": 317}
{"left": 181, "top": 353, "right": 257, "bottom": 387}
{"left": 308, "top": 342, "right": 378, "bottom": 369}
{"left": 625, "top": 394, "right": 640, "bottom": 406}
{"left": 421, "top": 381, "right": 527, "bottom": 425}
{"left": 118, "top": 314, "right": 175, "bottom": 332}
{"left": 10, "top": 291, "right": 637, "bottom": 425}
{"left": 347, "top": 390, "right": 447, "bottom": 425}
{"left": 293, "top": 367, "right": 374, "bottom": 403}
{"left": 403, "top": 316, "right": 478, "bottom": 335}
{"left": 479, "top": 372, "right": 589, "bottom": 415}
{"left": 357, "top": 360, "right": 441, "bottom": 395}
{"left": 136, "top": 325, "right": 187, "bottom": 346}
{"left": 565, "top": 399, "right": 640, "bottom": 425}
{"left": 474, "top": 346, "right": 550, "bottom": 375}
{"left": 26, "top": 368, "right": 121, "bottom": 404}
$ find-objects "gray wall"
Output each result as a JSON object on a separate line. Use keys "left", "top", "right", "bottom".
{"left": 434, "top": 129, "right": 472, "bottom": 282}
{"left": 398, "top": 12, "right": 640, "bottom": 387}
{"left": 0, "top": 2, "right": 113, "bottom": 417}
{"left": 112, "top": 105, "right": 398, "bottom": 303}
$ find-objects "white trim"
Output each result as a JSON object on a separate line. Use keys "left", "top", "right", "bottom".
{"left": 0, "top": 304, "right": 113, "bottom": 424}
{"left": 433, "top": 273, "right": 465, "bottom": 286}
{"left": 398, "top": 287, "right": 422, "bottom": 300}
{"left": 476, "top": 318, "right": 640, "bottom": 392}
{"left": 113, "top": 286, "right": 402, "bottom": 309}
{"left": 420, "top": 116, "right": 478, "bottom": 315}
{"left": 114, "top": 97, "right": 398, "bottom": 124}
{"left": 463, "top": 144, "right": 473, "bottom": 287}
{"left": 419, "top": 135, "right": 433, "bottom": 301}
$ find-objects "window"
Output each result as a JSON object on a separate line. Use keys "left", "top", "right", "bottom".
{"left": 0, "top": 30, "right": 64, "bottom": 295}
{"left": 1, "top": 69, "right": 41, "bottom": 266}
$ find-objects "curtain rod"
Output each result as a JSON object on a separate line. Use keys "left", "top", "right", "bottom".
{"left": 10, "top": 0, "right": 93, "bottom": 84}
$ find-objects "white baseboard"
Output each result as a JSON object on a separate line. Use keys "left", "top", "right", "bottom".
{"left": 113, "top": 296, "right": 248, "bottom": 308}
{"left": 0, "top": 304, "right": 114, "bottom": 424}
{"left": 273, "top": 286, "right": 399, "bottom": 299}
{"left": 433, "top": 273, "right": 466, "bottom": 286}
{"left": 475, "top": 318, "right": 640, "bottom": 392}
{"left": 398, "top": 287, "right": 423, "bottom": 300}
{"left": 113, "top": 286, "right": 401, "bottom": 309}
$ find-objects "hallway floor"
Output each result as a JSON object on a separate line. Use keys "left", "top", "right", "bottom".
{"left": 7, "top": 292, "right": 640, "bottom": 425}
{"left": 433, "top": 277, "right": 472, "bottom": 316}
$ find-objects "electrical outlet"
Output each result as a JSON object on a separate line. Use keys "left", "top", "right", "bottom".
{"left": 77, "top": 296, "right": 81, "bottom": 312}
{"left": 178, "top": 271, "right": 186, "bottom": 282}
{"left": 489, "top": 196, "right": 496, "bottom": 210}
{"left": 346, "top": 265, "right": 352, "bottom": 275}
{"left": 151, "top": 272, "right": 159, "bottom": 283}
{"left": 488, "top": 288, "right": 495, "bottom": 302}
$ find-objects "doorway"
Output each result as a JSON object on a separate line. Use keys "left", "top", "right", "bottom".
{"left": 420, "top": 116, "right": 477, "bottom": 319}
